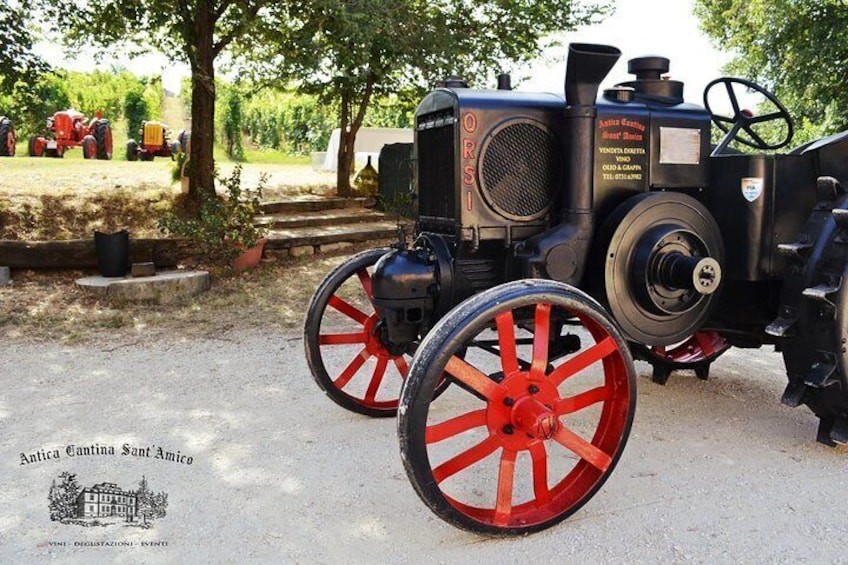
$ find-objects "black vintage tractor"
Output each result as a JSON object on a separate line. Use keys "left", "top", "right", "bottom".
{"left": 304, "top": 43, "right": 848, "bottom": 535}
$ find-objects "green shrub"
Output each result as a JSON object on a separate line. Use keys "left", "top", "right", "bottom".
{"left": 158, "top": 165, "right": 267, "bottom": 261}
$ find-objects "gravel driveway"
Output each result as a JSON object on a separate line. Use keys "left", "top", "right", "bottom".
{"left": 1, "top": 332, "right": 845, "bottom": 563}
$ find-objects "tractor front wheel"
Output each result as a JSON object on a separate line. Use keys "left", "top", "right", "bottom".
{"left": 126, "top": 140, "right": 139, "bottom": 162}
{"left": 399, "top": 280, "right": 636, "bottom": 535}
{"left": 304, "top": 248, "right": 409, "bottom": 417}
{"left": 28, "top": 136, "right": 44, "bottom": 158}
{"left": 94, "top": 120, "right": 113, "bottom": 160}
{"left": 82, "top": 135, "right": 97, "bottom": 160}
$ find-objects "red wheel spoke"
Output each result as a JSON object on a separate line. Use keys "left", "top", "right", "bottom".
{"left": 432, "top": 434, "right": 500, "bottom": 483}
{"left": 528, "top": 441, "right": 551, "bottom": 506}
{"left": 494, "top": 449, "right": 517, "bottom": 525}
{"left": 445, "top": 356, "right": 501, "bottom": 400}
{"left": 319, "top": 332, "right": 367, "bottom": 345}
{"left": 356, "top": 268, "right": 373, "bottom": 298}
{"left": 393, "top": 356, "right": 409, "bottom": 377}
{"left": 426, "top": 409, "right": 487, "bottom": 444}
{"left": 553, "top": 425, "right": 612, "bottom": 472}
{"left": 328, "top": 295, "right": 370, "bottom": 325}
{"left": 333, "top": 348, "right": 370, "bottom": 390}
{"left": 364, "top": 356, "right": 388, "bottom": 403}
{"left": 549, "top": 336, "right": 618, "bottom": 387}
{"left": 530, "top": 303, "right": 551, "bottom": 378}
{"left": 556, "top": 386, "right": 611, "bottom": 415}
{"left": 694, "top": 332, "right": 716, "bottom": 357}
{"left": 495, "top": 310, "right": 519, "bottom": 377}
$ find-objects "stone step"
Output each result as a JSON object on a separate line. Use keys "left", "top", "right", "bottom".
{"left": 265, "top": 220, "right": 408, "bottom": 251}
{"left": 254, "top": 209, "right": 389, "bottom": 230}
{"left": 259, "top": 197, "right": 375, "bottom": 215}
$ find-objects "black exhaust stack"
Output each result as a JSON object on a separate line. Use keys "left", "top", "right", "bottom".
{"left": 516, "top": 43, "right": 621, "bottom": 284}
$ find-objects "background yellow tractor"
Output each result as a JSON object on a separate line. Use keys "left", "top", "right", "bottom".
{"left": 126, "top": 121, "right": 182, "bottom": 161}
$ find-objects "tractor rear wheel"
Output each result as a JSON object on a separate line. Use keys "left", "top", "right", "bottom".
{"left": 632, "top": 331, "right": 730, "bottom": 384}
{"left": 28, "top": 135, "right": 44, "bottom": 158}
{"left": 94, "top": 120, "right": 113, "bottom": 160}
{"left": 82, "top": 135, "right": 97, "bottom": 160}
{"left": 770, "top": 177, "right": 848, "bottom": 445}
{"left": 304, "top": 248, "right": 411, "bottom": 417}
{"left": 126, "top": 140, "right": 139, "bottom": 161}
{"left": 399, "top": 280, "right": 636, "bottom": 535}
{"left": 0, "top": 118, "right": 15, "bottom": 156}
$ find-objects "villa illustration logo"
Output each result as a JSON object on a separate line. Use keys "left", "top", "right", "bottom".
{"left": 48, "top": 472, "right": 168, "bottom": 529}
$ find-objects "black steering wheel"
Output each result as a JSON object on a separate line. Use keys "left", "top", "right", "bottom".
{"left": 703, "top": 77, "right": 794, "bottom": 155}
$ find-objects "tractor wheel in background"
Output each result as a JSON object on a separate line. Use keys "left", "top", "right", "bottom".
{"left": 28, "top": 135, "right": 44, "bottom": 157}
{"left": 94, "top": 119, "right": 113, "bottom": 160}
{"left": 631, "top": 331, "right": 730, "bottom": 385}
{"left": 140, "top": 151, "right": 155, "bottom": 162}
{"left": 304, "top": 248, "right": 410, "bottom": 417}
{"left": 399, "top": 280, "right": 636, "bottom": 535}
{"left": 48, "top": 144, "right": 64, "bottom": 159}
{"left": 0, "top": 119, "right": 15, "bottom": 156}
{"left": 126, "top": 140, "right": 139, "bottom": 161}
{"left": 82, "top": 135, "right": 97, "bottom": 160}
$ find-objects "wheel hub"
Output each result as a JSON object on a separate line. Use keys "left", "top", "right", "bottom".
{"left": 487, "top": 372, "right": 561, "bottom": 448}
{"left": 511, "top": 396, "right": 559, "bottom": 439}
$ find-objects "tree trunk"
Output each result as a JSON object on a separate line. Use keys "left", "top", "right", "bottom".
{"left": 336, "top": 91, "right": 353, "bottom": 196}
{"left": 188, "top": 0, "right": 217, "bottom": 209}
{"left": 336, "top": 80, "right": 375, "bottom": 197}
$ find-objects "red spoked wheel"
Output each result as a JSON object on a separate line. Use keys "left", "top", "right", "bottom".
{"left": 399, "top": 280, "right": 636, "bottom": 535}
{"left": 305, "top": 248, "right": 411, "bottom": 417}
{"left": 632, "top": 331, "right": 729, "bottom": 385}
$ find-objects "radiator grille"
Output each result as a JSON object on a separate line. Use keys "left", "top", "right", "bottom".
{"left": 479, "top": 121, "right": 559, "bottom": 221}
{"left": 417, "top": 114, "right": 456, "bottom": 221}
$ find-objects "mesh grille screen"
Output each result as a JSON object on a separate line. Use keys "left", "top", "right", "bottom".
{"left": 417, "top": 125, "right": 455, "bottom": 220}
{"left": 480, "top": 122, "right": 559, "bottom": 220}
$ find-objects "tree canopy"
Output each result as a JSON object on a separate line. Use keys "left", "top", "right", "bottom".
{"left": 244, "top": 0, "right": 610, "bottom": 194}
{"left": 0, "top": 3, "right": 48, "bottom": 96}
{"left": 695, "top": 0, "right": 848, "bottom": 141}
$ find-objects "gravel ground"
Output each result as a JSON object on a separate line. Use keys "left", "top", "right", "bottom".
{"left": 1, "top": 331, "right": 846, "bottom": 564}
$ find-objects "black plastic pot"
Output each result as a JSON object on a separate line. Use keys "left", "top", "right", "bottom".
{"left": 94, "top": 230, "right": 129, "bottom": 277}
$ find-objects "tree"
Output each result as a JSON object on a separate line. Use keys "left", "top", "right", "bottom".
{"left": 695, "top": 0, "right": 848, "bottom": 142}
{"left": 0, "top": 3, "right": 48, "bottom": 96}
{"left": 221, "top": 85, "right": 245, "bottom": 161}
{"left": 136, "top": 475, "right": 168, "bottom": 526}
{"left": 36, "top": 0, "right": 277, "bottom": 208}
{"left": 48, "top": 472, "right": 81, "bottom": 521}
{"left": 244, "top": 0, "right": 610, "bottom": 195}
{"left": 124, "top": 89, "right": 150, "bottom": 141}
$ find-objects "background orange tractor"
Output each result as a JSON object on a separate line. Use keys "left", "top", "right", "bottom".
{"left": 0, "top": 116, "right": 16, "bottom": 157}
{"left": 28, "top": 109, "right": 112, "bottom": 159}
{"left": 126, "top": 121, "right": 182, "bottom": 161}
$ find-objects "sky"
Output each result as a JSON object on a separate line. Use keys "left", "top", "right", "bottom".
{"left": 36, "top": 0, "right": 732, "bottom": 105}
{"left": 519, "top": 0, "right": 732, "bottom": 104}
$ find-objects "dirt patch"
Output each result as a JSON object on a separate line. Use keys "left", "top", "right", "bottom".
{"left": 0, "top": 241, "right": 392, "bottom": 344}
